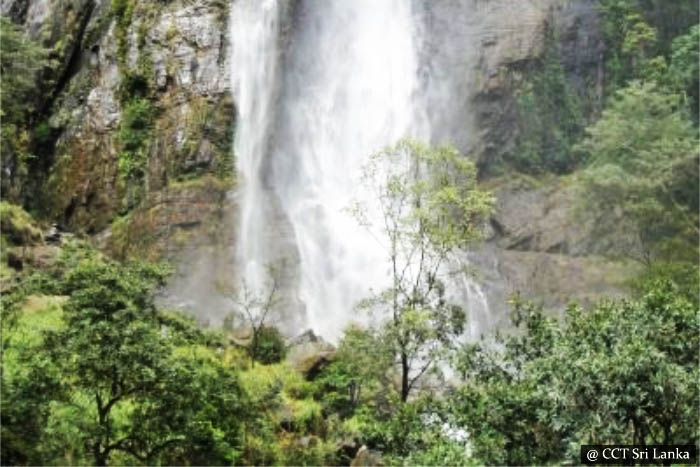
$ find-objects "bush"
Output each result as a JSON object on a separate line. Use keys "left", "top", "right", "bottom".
{"left": 250, "top": 326, "right": 286, "bottom": 365}
{"left": 117, "top": 98, "right": 153, "bottom": 181}
{"left": 1, "top": 249, "right": 251, "bottom": 465}
{"left": 32, "top": 123, "right": 52, "bottom": 148}
{"left": 452, "top": 279, "right": 699, "bottom": 464}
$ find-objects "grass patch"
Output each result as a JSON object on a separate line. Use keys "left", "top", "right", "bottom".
{"left": 3, "top": 296, "right": 65, "bottom": 383}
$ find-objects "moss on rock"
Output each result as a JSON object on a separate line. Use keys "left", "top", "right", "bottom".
{"left": 0, "top": 202, "right": 43, "bottom": 246}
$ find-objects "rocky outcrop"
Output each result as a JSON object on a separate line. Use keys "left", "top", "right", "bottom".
{"left": 466, "top": 0, "right": 603, "bottom": 166}
{"left": 469, "top": 174, "right": 639, "bottom": 333}
{"left": 469, "top": 242, "right": 639, "bottom": 331}
{"left": 96, "top": 175, "right": 234, "bottom": 261}
{"left": 499, "top": 249, "right": 639, "bottom": 308}
{"left": 414, "top": 0, "right": 602, "bottom": 165}
{"left": 488, "top": 175, "right": 596, "bottom": 255}
{"left": 350, "top": 445, "right": 383, "bottom": 467}
{"left": 286, "top": 330, "right": 336, "bottom": 379}
{"left": 91, "top": 174, "right": 239, "bottom": 327}
{"left": 17, "top": 0, "right": 235, "bottom": 235}
{"left": 0, "top": 0, "right": 238, "bottom": 325}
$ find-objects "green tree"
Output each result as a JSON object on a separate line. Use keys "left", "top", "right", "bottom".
{"left": 361, "top": 396, "right": 468, "bottom": 462}
{"left": 227, "top": 262, "right": 287, "bottom": 365}
{"left": 599, "top": 0, "right": 659, "bottom": 93}
{"left": 0, "top": 18, "right": 51, "bottom": 127}
{"left": 576, "top": 81, "right": 698, "bottom": 264}
{"left": 0, "top": 276, "right": 65, "bottom": 465}
{"left": 453, "top": 280, "right": 699, "bottom": 465}
{"left": 313, "top": 325, "right": 392, "bottom": 418}
{"left": 667, "top": 25, "right": 700, "bottom": 119}
{"left": 250, "top": 325, "right": 286, "bottom": 365}
{"left": 353, "top": 139, "right": 493, "bottom": 402}
{"left": 2, "top": 247, "right": 251, "bottom": 465}
{"left": 451, "top": 299, "right": 564, "bottom": 465}
{"left": 598, "top": 0, "right": 698, "bottom": 96}
{"left": 544, "top": 282, "right": 698, "bottom": 448}
{"left": 0, "top": 18, "right": 54, "bottom": 200}
{"left": 635, "top": 0, "right": 699, "bottom": 58}
{"left": 52, "top": 257, "right": 249, "bottom": 465}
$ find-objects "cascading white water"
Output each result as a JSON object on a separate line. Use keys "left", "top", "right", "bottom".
{"left": 270, "top": 1, "right": 429, "bottom": 339}
{"left": 230, "top": 0, "right": 283, "bottom": 292}
{"left": 231, "top": 0, "right": 490, "bottom": 340}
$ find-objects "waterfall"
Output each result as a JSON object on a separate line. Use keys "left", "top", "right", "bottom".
{"left": 230, "top": 0, "right": 489, "bottom": 340}
{"left": 230, "top": 0, "right": 283, "bottom": 295}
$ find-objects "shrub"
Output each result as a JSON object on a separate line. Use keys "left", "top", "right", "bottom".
{"left": 117, "top": 98, "right": 153, "bottom": 180}
{"left": 250, "top": 326, "right": 286, "bottom": 365}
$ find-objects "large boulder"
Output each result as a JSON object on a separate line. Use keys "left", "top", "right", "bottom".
{"left": 286, "top": 330, "right": 335, "bottom": 379}
{"left": 489, "top": 175, "right": 597, "bottom": 256}
{"left": 350, "top": 445, "right": 383, "bottom": 467}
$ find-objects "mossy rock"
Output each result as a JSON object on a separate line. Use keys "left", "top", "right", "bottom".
{"left": 102, "top": 174, "right": 233, "bottom": 261}
{"left": 0, "top": 202, "right": 43, "bottom": 246}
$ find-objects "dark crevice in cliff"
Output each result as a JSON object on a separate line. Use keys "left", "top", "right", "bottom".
{"left": 41, "top": 0, "right": 96, "bottom": 118}
{"left": 22, "top": 1, "right": 99, "bottom": 214}
{"left": 4, "top": 0, "right": 29, "bottom": 23}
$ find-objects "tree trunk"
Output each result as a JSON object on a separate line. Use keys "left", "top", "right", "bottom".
{"left": 401, "top": 351, "right": 409, "bottom": 403}
{"left": 94, "top": 444, "right": 107, "bottom": 466}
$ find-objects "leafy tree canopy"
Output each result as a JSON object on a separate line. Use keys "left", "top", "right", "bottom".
{"left": 1, "top": 243, "right": 251, "bottom": 466}
{"left": 452, "top": 278, "right": 699, "bottom": 465}
{"left": 353, "top": 139, "right": 493, "bottom": 402}
{"left": 576, "top": 81, "right": 698, "bottom": 264}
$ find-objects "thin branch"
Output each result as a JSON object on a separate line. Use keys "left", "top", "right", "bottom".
{"left": 407, "top": 359, "right": 433, "bottom": 392}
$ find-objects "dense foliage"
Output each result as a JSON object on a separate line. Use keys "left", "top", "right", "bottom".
{"left": 507, "top": 41, "right": 585, "bottom": 174}
{"left": 1, "top": 244, "right": 251, "bottom": 465}
{"left": 0, "top": 18, "right": 55, "bottom": 201}
{"left": 577, "top": 81, "right": 698, "bottom": 263}
{"left": 452, "top": 278, "right": 698, "bottom": 465}
{"left": 505, "top": 0, "right": 699, "bottom": 175}
{"left": 297, "top": 271, "right": 697, "bottom": 466}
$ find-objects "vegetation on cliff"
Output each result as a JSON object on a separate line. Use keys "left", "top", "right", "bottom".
{"left": 0, "top": 18, "right": 55, "bottom": 202}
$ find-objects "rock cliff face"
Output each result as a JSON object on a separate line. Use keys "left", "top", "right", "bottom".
{"left": 474, "top": 174, "right": 637, "bottom": 330}
{"left": 3, "top": 0, "right": 238, "bottom": 323}
{"left": 44, "top": 0, "right": 233, "bottom": 233}
{"left": 3, "top": 0, "right": 231, "bottom": 230}
{"left": 465, "top": 0, "right": 603, "bottom": 165}
{"left": 3, "top": 0, "right": 633, "bottom": 329}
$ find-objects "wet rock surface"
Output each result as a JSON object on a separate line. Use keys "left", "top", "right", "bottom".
{"left": 286, "top": 330, "right": 336, "bottom": 379}
{"left": 350, "top": 445, "right": 384, "bottom": 467}
{"left": 21, "top": 0, "right": 234, "bottom": 234}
